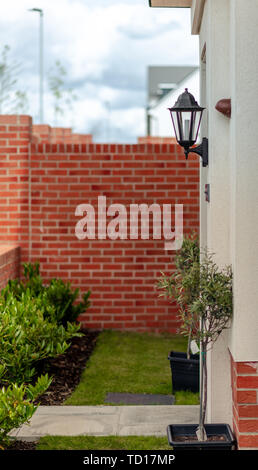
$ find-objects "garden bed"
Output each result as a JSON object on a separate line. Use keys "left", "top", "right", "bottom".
{"left": 6, "top": 440, "right": 37, "bottom": 451}
{"left": 6, "top": 328, "right": 99, "bottom": 451}
{"left": 33, "top": 328, "right": 99, "bottom": 406}
{"left": 5, "top": 329, "right": 199, "bottom": 451}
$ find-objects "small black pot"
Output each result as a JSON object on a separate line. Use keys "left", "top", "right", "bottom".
{"left": 168, "top": 351, "right": 199, "bottom": 393}
{"left": 167, "top": 424, "right": 236, "bottom": 450}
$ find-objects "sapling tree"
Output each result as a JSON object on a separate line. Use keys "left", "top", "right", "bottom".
{"left": 157, "top": 238, "right": 233, "bottom": 442}
{"left": 184, "top": 252, "right": 233, "bottom": 441}
{"left": 157, "top": 232, "right": 200, "bottom": 358}
{"left": 48, "top": 60, "right": 77, "bottom": 126}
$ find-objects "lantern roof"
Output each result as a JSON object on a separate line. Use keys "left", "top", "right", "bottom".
{"left": 169, "top": 88, "right": 205, "bottom": 111}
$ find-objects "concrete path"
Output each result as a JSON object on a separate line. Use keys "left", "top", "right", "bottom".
{"left": 9, "top": 405, "right": 199, "bottom": 441}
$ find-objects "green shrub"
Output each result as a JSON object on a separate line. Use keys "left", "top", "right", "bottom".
{"left": 0, "top": 370, "right": 51, "bottom": 448}
{"left": 1, "top": 262, "right": 91, "bottom": 326}
{"left": 0, "top": 292, "right": 82, "bottom": 384}
{"left": 39, "top": 279, "right": 91, "bottom": 326}
{"left": 0, "top": 263, "right": 89, "bottom": 447}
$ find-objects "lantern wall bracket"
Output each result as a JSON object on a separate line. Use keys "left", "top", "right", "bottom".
{"left": 184, "top": 137, "right": 208, "bottom": 167}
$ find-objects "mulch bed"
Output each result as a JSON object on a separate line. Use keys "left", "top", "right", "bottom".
{"left": 33, "top": 328, "right": 99, "bottom": 406}
{"left": 6, "top": 440, "right": 38, "bottom": 451}
{"left": 5, "top": 328, "right": 99, "bottom": 451}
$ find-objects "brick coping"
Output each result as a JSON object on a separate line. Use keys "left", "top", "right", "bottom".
{"left": 0, "top": 244, "right": 20, "bottom": 256}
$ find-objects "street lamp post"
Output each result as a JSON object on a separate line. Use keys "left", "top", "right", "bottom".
{"left": 29, "top": 8, "right": 44, "bottom": 123}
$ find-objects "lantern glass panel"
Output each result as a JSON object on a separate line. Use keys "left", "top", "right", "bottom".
{"left": 170, "top": 110, "right": 181, "bottom": 141}
{"left": 191, "top": 110, "right": 203, "bottom": 143}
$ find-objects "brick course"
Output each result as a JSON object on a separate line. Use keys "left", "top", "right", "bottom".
{"left": 32, "top": 124, "right": 93, "bottom": 144}
{"left": 231, "top": 352, "right": 258, "bottom": 449}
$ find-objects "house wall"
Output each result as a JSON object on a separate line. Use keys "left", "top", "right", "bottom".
{"left": 229, "top": 0, "right": 258, "bottom": 362}
{"left": 0, "top": 114, "right": 199, "bottom": 333}
{"left": 199, "top": 0, "right": 232, "bottom": 428}
{"left": 196, "top": 0, "right": 258, "bottom": 449}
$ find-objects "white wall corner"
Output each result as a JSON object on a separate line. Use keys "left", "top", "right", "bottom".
{"left": 191, "top": 0, "right": 205, "bottom": 34}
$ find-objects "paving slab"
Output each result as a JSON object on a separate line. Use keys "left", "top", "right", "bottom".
{"left": 9, "top": 405, "right": 199, "bottom": 440}
{"left": 118, "top": 405, "right": 199, "bottom": 436}
{"left": 9, "top": 406, "right": 121, "bottom": 439}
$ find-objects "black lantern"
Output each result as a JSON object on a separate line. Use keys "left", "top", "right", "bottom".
{"left": 168, "top": 88, "right": 208, "bottom": 167}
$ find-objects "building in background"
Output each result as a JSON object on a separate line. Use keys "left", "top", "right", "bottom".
{"left": 146, "top": 65, "right": 199, "bottom": 137}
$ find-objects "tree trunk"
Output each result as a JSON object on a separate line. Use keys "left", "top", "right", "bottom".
{"left": 186, "top": 323, "right": 192, "bottom": 359}
{"left": 196, "top": 339, "right": 207, "bottom": 441}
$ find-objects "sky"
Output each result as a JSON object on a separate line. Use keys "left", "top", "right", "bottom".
{"left": 0, "top": 0, "right": 199, "bottom": 142}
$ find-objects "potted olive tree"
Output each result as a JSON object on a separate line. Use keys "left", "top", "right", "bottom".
{"left": 157, "top": 232, "right": 200, "bottom": 393}
{"left": 167, "top": 251, "right": 236, "bottom": 450}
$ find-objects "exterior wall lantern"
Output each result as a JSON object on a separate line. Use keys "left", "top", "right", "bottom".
{"left": 168, "top": 88, "right": 208, "bottom": 167}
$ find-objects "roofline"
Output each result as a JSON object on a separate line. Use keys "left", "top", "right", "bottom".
{"left": 148, "top": 0, "right": 191, "bottom": 7}
{"left": 191, "top": 0, "right": 205, "bottom": 35}
{"left": 148, "top": 0, "right": 205, "bottom": 35}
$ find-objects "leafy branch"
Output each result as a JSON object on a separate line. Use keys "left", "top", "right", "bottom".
{"left": 0, "top": 45, "right": 28, "bottom": 114}
{"left": 48, "top": 60, "right": 77, "bottom": 125}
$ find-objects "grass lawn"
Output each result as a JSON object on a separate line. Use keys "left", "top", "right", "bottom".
{"left": 36, "top": 435, "right": 171, "bottom": 450}
{"left": 64, "top": 330, "right": 199, "bottom": 406}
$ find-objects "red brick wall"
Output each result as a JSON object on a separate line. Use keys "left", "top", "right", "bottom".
{"left": 231, "top": 352, "right": 258, "bottom": 449}
{"left": 0, "top": 115, "right": 31, "bottom": 265}
{"left": 32, "top": 124, "right": 92, "bottom": 144}
{"left": 0, "top": 245, "right": 20, "bottom": 290}
{"left": 0, "top": 115, "right": 199, "bottom": 333}
{"left": 138, "top": 137, "right": 177, "bottom": 144}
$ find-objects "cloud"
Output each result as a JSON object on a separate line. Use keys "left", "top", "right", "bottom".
{"left": 118, "top": 17, "right": 180, "bottom": 40}
{"left": 0, "top": 0, "right": 199, "bottom": 142}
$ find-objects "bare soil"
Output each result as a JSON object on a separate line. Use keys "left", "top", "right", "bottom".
{"left": 173, "top": 434, "right": 227, "bottom": 442}
{"left": 34, "top": 328, "right": 99, "bottom": 406}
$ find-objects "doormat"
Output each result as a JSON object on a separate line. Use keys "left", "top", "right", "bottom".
{"left": 105, "top": 392, "right": 175, "bottom": 405}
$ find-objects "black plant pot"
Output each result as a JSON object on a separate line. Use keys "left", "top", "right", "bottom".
{"left": 167, "top": 424, "right": 236, "bottom": 451}
{"left": 168, "top": 351, "right": 199, "bottom": 393}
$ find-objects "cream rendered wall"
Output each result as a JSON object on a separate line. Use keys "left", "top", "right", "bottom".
{"left": 229, "top": 0, "right": 258, "bottom": 362}
{"left": 198, "top": 0, "right": 232, "bottom": 425}
{"left": 197, "top": 0, "right": 258, "bottom": 425}
{"left": 199, "top": 8, "right": 207, "bottom": 251}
